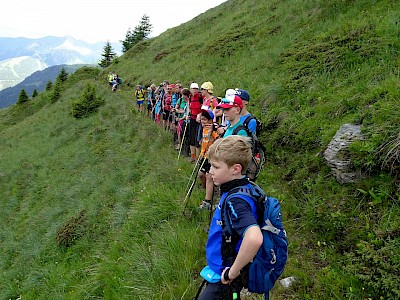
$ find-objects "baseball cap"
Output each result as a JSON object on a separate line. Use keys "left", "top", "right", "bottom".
{"left": 201, "top": 81, "right": 213, "bottom": 94}
{"left": 235, "top": 89, "right": 250, "bottom": 101}
{"left": 201, "top": 109, "right": 215, "bottom": 120}
{"left": 225, "top": 88, "right": 236, "bottom": 100}
{"left": 190, "top": 82, "right": 199, "bottom": 89}
{"left": 217, "top": 95, "right": 243, "bottom": 109}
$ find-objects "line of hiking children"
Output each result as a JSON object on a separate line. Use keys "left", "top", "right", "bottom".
{"left": 144, "top": 81, "right": 287, "bottom": 299}
{"left": 132, "top": 81, "right": 266, "bottom": 208}
{"left": 108, "top": 77, "right": 288, "bottom": 298}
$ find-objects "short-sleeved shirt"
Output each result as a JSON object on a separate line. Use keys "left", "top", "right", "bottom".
{"left": 176, "top": 98, "right": 187, "bottom": 118}
{"left": 171, "top": 93, "right": 179, "bottom": 108}
{"left": 189, "top": 93, "right": 203, "bottom": 120}
{"left": 135, "top": 89, "right": 145, "bottom": 100}
{"left": 224, "top": 121, "right": 248, "bottom": 137}
{"left": 225, "top": 197, "right": 258, "bottom": 238}
{"left": 163, "top": 94, "right": 172, "bottom": 111}
{"left": 240, "top": 113, "right": 257, "bottom": 135}
{"left": 202, "top": 97, "right": 219, "bottom": 111}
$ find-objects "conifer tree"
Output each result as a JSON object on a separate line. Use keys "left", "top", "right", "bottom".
{"left": 99, "top": 41, "right": 116, "bottom": 68}
{"left": 17, "top": 89, "right": 29, "bottom": 104}
{"left": 71, "top": 81, "right": 104, "bottom": 118}
{"left": 121, "top": 14, "right": 152, "bottom": 52}
{"left": 32, "top": 89, "right": 38, "bottom": 98}
{"left": 57, "top": 67, "right": 69, "bottom": 82}
{"left": 46, "top": 80, "right": 53, "bottom": 90}
{"left": 50, "top": 78, "right": 63, "bottom": 103}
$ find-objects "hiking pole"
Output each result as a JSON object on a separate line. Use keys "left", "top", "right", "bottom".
{"left": 185, "top": 153, "right": 202, "bottom": 192}
{"left": 183, "top": 157, "right": 206, "bottom": 212}
{"left": 194, "top": 279, "right": 207, "bottom": 300}
{"left": 177, "top": 119, "right": 188, "bottom": 161}
{"left": 150, "top": 105, "right": 155, "bottom": 121}
{"left": 185, "top": 157, "right": 201, "bottom": 197}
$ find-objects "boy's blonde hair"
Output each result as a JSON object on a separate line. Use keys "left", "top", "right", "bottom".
{"left": 207, "top": 135, "right": 252, "bottom": 174}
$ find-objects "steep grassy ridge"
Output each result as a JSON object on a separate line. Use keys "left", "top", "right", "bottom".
{"left": 1, "top": 0, "right": 400, "bottom": 299}
{"left": 0, "top": 68, "right": 210, "bottom": 299}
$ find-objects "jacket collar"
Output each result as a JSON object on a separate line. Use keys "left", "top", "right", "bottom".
{"left": 220, "top": 177, "right": 249, "bottom": 194}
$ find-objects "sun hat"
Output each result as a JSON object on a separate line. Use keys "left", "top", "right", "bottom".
{"left": 225, "top": 88, "right": 237, "bottom": 101}
{"left": 217, "top": 95, "right": 243, "bottom": 109}
{"left": 201, "top": 81, "right": 214, "bottom": 94}
{"left": 235, "top": 89, "right": 250, "bottom": 101}
{"left": 201, "top": 109, "right": 215, "bottom": 120}
{"left": 190, "top": 82, "right": 199, "bottom": 89}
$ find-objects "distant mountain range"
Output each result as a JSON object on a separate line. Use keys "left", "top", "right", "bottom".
{"left": 0, "top": 36, "right": 120, "bottom": 98}
{"left": 0, "top": 64, "right": 94, "bottom": 108}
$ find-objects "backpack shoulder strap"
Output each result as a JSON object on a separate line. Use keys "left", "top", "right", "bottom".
{"left": 223, "top": 183, "right": 264, "bottom": 226}
{"left": 177, "top": 96, "right": 184, "bottom": 107}
{"left": 232, "top": 124, "right": 252, "bottom": 136}
{"left": 223, "top": 186, "right": 255, "bottom": 236}
{"left": 243, "top": 115, "right": 254, "bottom": 127}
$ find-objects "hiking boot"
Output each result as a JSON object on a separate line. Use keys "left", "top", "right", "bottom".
{"left": 198, "top": 200, "right": 211, "bottom": 210}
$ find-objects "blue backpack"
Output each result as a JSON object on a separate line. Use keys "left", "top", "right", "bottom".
{"left": 224, "top": 182, "right": 288, "bottom": 296}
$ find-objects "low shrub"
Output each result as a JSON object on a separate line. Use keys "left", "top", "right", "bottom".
{"left": 71, "top": 81, "right": 104, "bottom": 118}
{"left": 344, "top": 238, "right": 400, "bottom": 299}
{"left": 56, "top": 210, "right": 86, "bottom": 249}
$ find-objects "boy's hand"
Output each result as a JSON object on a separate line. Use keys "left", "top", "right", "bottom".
{"left": 217, "top": 126, "right": 226, "bottom": 136}
{"left": 221, "top": 267, "right": 240, "bottom": 285}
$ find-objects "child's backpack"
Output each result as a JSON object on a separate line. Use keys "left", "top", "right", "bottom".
{"left": 242, "top": 115, "right": 263, "bottom": 138}
{"left": 232, "top": 125, "right": 266, "bottom": 181}
{"left": 224, "top": 182, "right": 288, "bottom": 296}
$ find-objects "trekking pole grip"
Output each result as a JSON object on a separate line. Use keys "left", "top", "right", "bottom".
{"left": 223, "top": 267, "right": 230, "bottom": 281}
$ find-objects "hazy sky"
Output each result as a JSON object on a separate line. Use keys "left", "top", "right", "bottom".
{"left": 1, "top": 0, "right": 227, "bottom": 44}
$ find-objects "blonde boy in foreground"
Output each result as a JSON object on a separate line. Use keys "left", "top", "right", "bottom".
{"left": 198, "top": 135, "right": 263, "bottom": 299}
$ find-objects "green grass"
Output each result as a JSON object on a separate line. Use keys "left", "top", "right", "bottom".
{"left": 0, "top": 73, "right": 210, "bottom": 299}
{"left": 1, "top": 0, "right": 400, "bottom": 298}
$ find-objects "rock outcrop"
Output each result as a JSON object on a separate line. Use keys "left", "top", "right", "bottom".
{"left": 323, "top": 124, "right": 365, "bottom": 184}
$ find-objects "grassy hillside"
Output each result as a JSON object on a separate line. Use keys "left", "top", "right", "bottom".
{"left": 1, "top": 0, "right": 400, "bottom": 299}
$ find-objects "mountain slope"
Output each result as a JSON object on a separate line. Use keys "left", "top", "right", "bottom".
{"left": 1, "top": 0, "right": 400, "bottom": 299}
{"left": 0, "top": 56, "right": 47, "bottom": 90}
{"left": 0, "top": 36, "right": 103, "bottom": 64}
{"left": 0, "top": 64, "right": 93, "bottom": 108}
{"left": 0, "top": 36, "right": 119, "bottom": 93}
